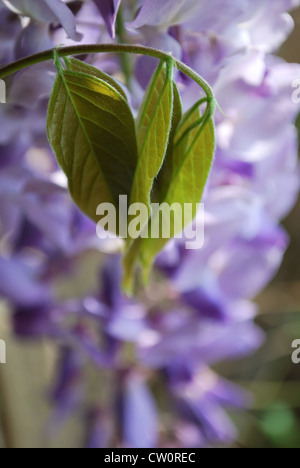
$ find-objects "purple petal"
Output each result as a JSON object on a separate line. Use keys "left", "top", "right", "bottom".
{"left": 0, "top": 256, "right": 50, "bottom": 307}
{"left": 3, "top": 0, "right": 82, "bottom": 41}
{"left": 13, "top": 304, "right": 58, "bottom": 337}
{"left": 86, "top": 409, "right": 112, "bottom": 449}
{"left": 14, "top": 20, "right": 53, "bottom": 59}
{"left": 122, "top": 374, "right": 158, "bottom": 448}
{"left": 182, "top": 286, "right": 230, "bottom": 321}
{"left": 93, "top": 0, "right": 121, "bottom": 38}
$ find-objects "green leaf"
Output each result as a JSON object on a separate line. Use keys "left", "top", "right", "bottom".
{"left": 47, "top": 55, "right": 138, "bottom": 234}
{"left": 127, "top": 99, "right": 215, "bottom": 288}
{"left": 65, "top": 57, "right": 128, "bottom": 101}
{"left": 152, "top": 81, "right": 183, "bottom": 203}
{"left": 128, "top": 59, "right": 174, "bottom": 233}
{"left": 46, "top": 54, "right": 215, "bottom": 297}
{"left": 122, "top": 80, "right": 181, "bottom": 295}
{"left": 122, "top": 59, "right": 174, "bottom": 294}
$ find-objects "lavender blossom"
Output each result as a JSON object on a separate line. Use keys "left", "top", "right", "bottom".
{"left": 93, "top": 0, "right": 121, "bottom": 38}
{"left": 2, "top": 0, "right": 82, "bottom": 41}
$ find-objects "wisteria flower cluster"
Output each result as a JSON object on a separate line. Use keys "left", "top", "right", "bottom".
{"left": 0, "top": 0, "right": 299, "bottom": 448}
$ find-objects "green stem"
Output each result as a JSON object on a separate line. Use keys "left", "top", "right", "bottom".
{"left": 0, "top": 44, "right": 216, "bottom": 117}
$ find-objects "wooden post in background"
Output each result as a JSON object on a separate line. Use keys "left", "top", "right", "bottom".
{"left": 0, "top": 303, "right": 83, "bottom": 448}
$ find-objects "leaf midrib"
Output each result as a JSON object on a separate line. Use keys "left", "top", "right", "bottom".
{"left": 163, "top": 117, "right": 215, "bottom": 204}
{"left": 58, "top": 68, "right": 121, "bottom": 206}
{"left": 130, "top": 63, "right": 173, "bottom": 204}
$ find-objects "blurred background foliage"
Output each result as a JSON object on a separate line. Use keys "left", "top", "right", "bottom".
{"left": 216, "top": 8, "right": 300, "bottom": 448}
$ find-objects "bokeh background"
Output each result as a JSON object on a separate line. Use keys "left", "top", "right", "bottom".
{"left": 220, "top": 9, "right": 300, "bottom": 448}
{"left": 0, "top": 2, "right": 300, "bottom": 449}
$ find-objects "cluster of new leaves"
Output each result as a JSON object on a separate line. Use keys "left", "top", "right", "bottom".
{"left": 47, "top": 54, "right": 215, "bottom": 295}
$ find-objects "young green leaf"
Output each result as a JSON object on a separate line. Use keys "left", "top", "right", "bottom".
{"left": 47, "top": 55, "right": 138, "bottom": 235}
{"left": 152, "top": 81, "right": 183, "bottom": 203}
{"left": 128, "top": 59, "right": 174, "bottom": 234}
{"left": 122, "top": 80, "right": 181, "bottom": 295}
{"left": 137, "top": 100, "right": 216, "bottom": 285}
{"left": 65, "top": 57, "right": 128, "bottom": 101}
{"left": 122, "top": 59, "right": 174, "bottom": 294}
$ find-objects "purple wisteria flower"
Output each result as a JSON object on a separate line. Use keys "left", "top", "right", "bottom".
{"left": 93, "top": 0, "right": 121, "bottom": 38}
{"left": 2, "top": 0, "right": 82, "bottom": 41}
{"left": 0, "top": 0, "right": 299, "bottom": 448}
